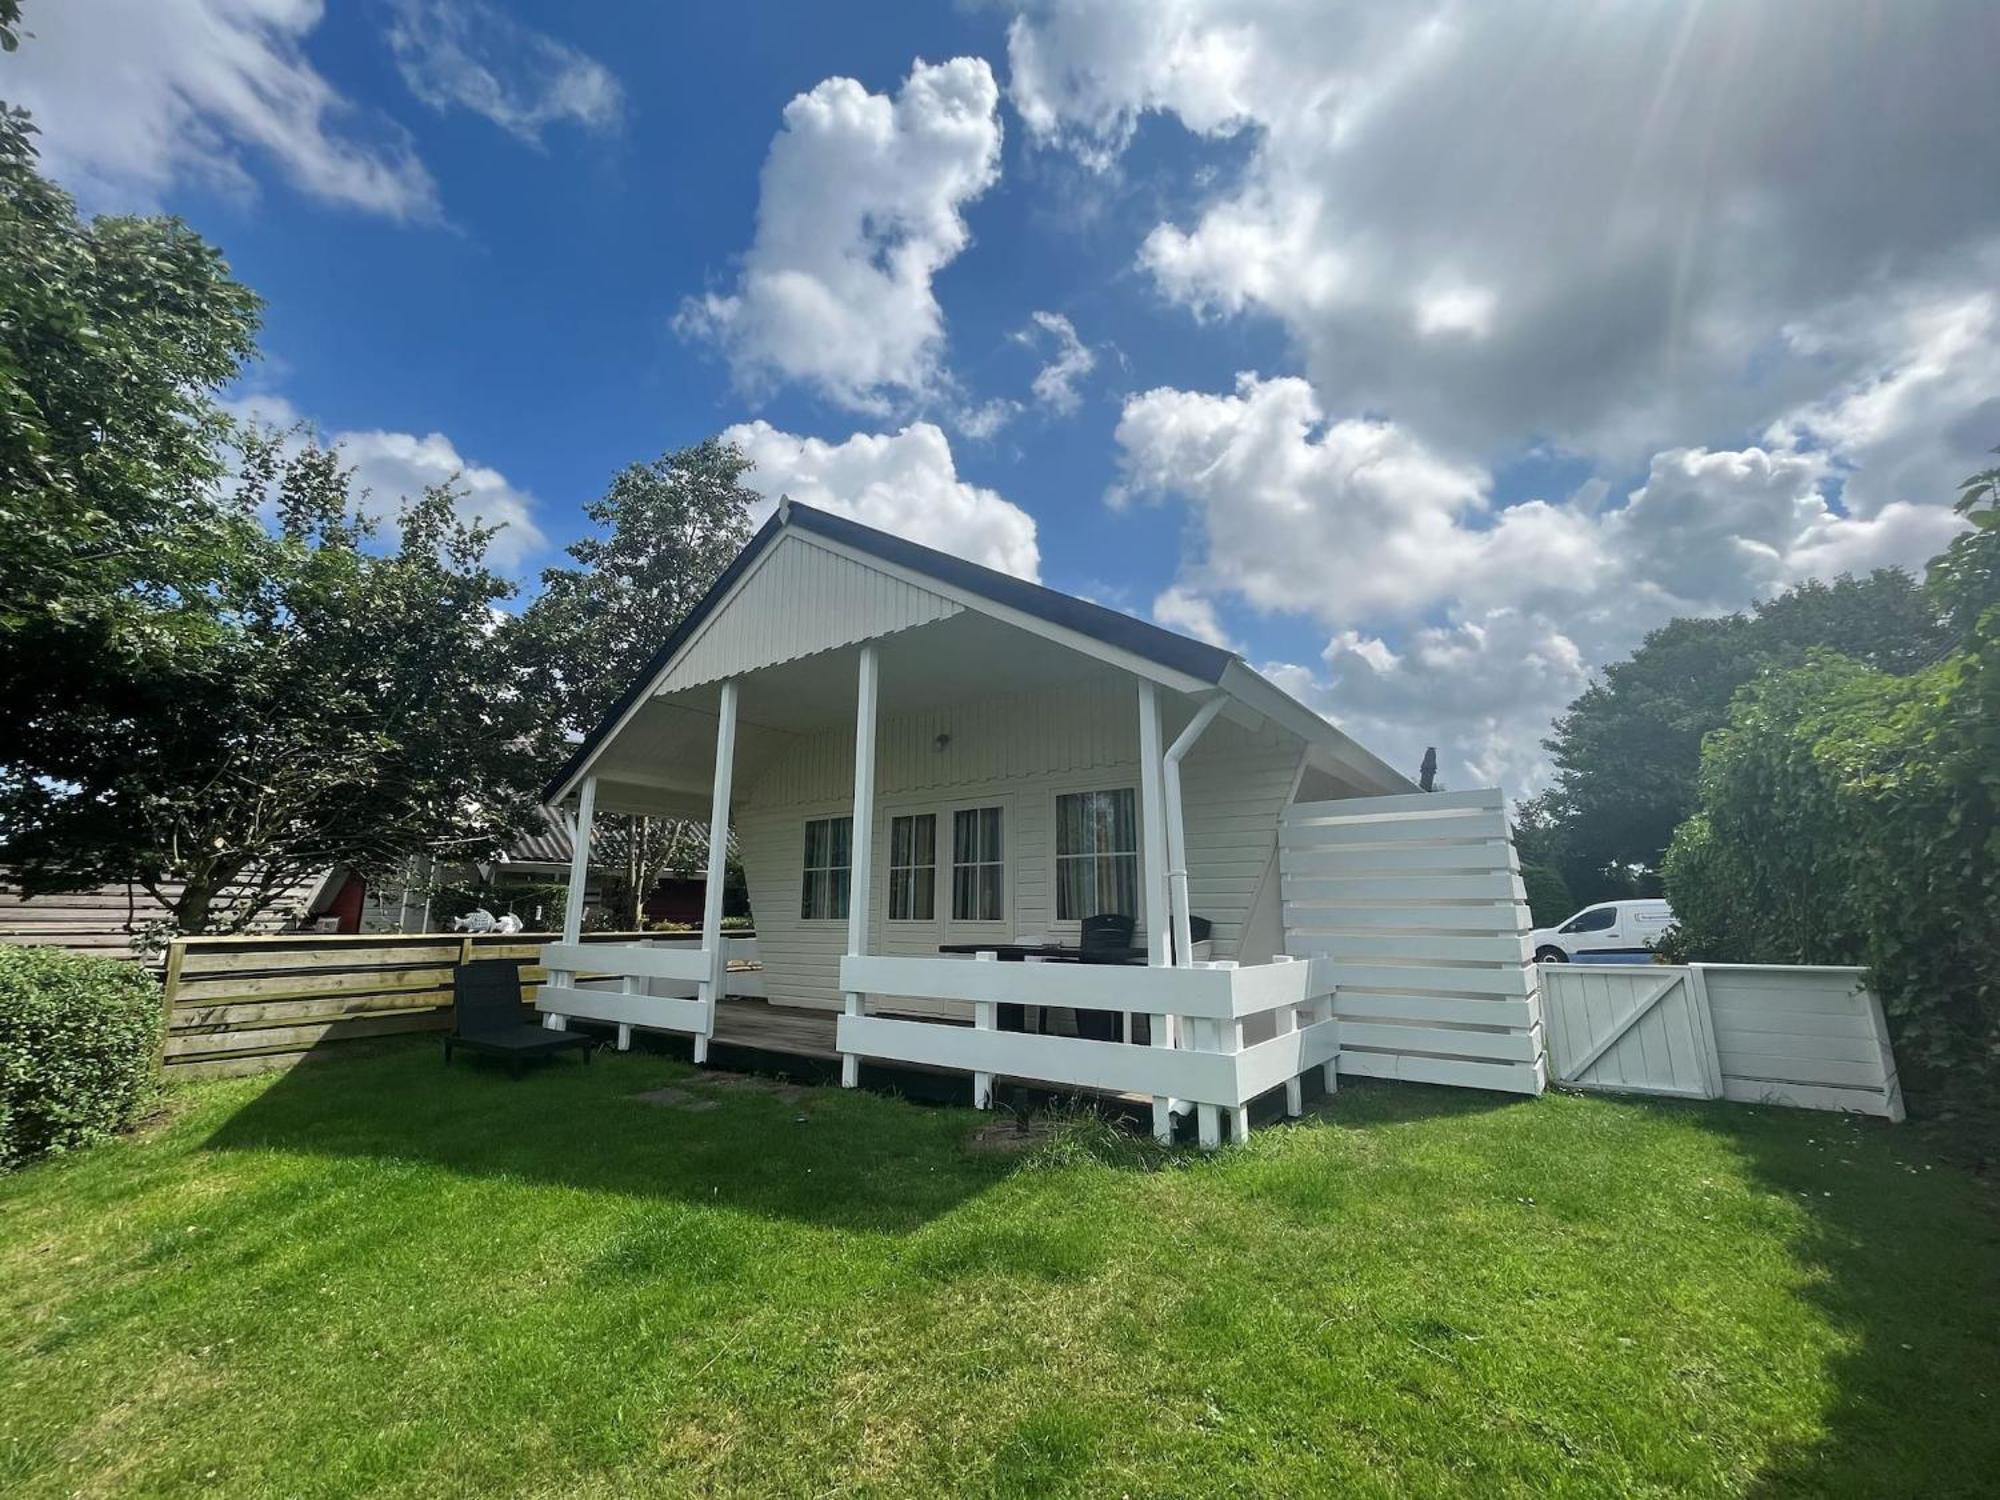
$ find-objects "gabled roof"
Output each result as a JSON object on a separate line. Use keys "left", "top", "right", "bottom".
{"left": 543, "top": 500, "right": 1413, "bottom": 803}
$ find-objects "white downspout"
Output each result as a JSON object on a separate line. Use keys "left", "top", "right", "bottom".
{"left": 1163, "top": 695, "right": 1226, "bottom": 968}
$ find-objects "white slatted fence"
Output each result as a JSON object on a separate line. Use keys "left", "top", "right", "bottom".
{"left": 1280, "top": 788, "right": 1544, "bottom": 1095}
{"left": 1540, "top": 962, "right": 1903, "bottom": 1119}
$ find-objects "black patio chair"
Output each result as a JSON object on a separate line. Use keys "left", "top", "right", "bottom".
{"left": 1075, "top": 913, "right": 1139, "bottom": 1042}
{"left": 443, "top": 959, "right": 592, "bottom": 1076}
{"left": 1078, "top": 911, "right": 1137, "bottom": 960}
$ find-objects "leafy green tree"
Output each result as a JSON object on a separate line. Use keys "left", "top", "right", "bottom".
{"left": 1537, "top": 570, "right": 1948, "bottom": 899}
{"left": 521, "top": 439, "right": 756, "bottom": 738}
{"left": 1663, "top": 469, "right": 1997, "bottom": 1104}
{"left": 1, "top": 431, "right": 553, "bottom": 932}
{"left": 1518, "top": 863, "right": 1576, "bottom": 930}
{"left": 0, "top": 103, "right": 260, "bottom": 683}
{"left": 519, "top": 439, "right": 755, "bottom": 926}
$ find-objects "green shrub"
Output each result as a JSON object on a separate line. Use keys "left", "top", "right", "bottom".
{"left": 1664, "top": 470, "right": 2000, "bottom": 1108}
{"left": 0, "top": 945, "right": 163, "bottom": 1170}
{"left": 1663, "top": 650, "right": 1997, "bottom": 1105}
{"left": 1518, "top": 862, "right": 1576, "bottom": 930}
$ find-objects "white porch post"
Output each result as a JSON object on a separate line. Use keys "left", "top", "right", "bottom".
{"left": 840, "top": 644, "right": 880, "bottom": 1089}
{"left": 1163, "top": 696, "right": 1225, "bottom": 1145}
{"left": 1136, "top": 681, "right": 1175, "bottom": 1143}
{"left": 695, "top": 678, "right": 739, "bottom": 1066}
{"left": 547, "top": 775, "right": 597, "bottom": 1030}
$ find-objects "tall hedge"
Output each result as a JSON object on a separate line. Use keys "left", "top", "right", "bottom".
{"left": 0, "top": 945, "right": 163, "bottom": 1170}
{"left": 1664, "top": 469, "right": 2000, "bottom": 1106}
{"left": 1663, "top": 647, "right": 1996, "bottom": 1102}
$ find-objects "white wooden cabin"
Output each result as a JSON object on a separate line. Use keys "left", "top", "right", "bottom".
{"left": 537, "top": 500, "right": 1543, "bottom": 1146}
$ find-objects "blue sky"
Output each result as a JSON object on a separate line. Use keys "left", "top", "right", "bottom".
{"left": 8, "top": 1, "right": 1996, "bottom": 791}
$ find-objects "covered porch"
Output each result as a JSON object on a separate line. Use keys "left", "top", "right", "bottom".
{"left": 537, "top": 618, "right": 1365, "bottom": 1148}
{"left": 532, "top": 505, "right": 1412, "bottom": 1147}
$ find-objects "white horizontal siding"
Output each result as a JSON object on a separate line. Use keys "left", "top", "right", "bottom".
{"left": 659, "top": 533, "right": 960, "bottom": 695}
{"left": 737, "top": 680, "right": 1304, "bottom": 1011}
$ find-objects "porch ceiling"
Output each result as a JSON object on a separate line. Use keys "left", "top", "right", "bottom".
{"left": 576, "top": 611, "right": 1157, "bottom": 818}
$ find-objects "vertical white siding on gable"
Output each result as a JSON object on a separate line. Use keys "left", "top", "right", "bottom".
{"left": 735, "top": 679, "right": 1308, "bottom": 1014}
{"left": 657, "top": 533, "right": 961, "bottom": 695}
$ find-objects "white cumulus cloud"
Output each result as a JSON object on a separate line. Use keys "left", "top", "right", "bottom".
{"left": 682, "top": 58, "right": 1003, "bottom": 413}
{"left": 723, "top": 419, "right": 1040, "bottom": 580}
{"left": 1010, "top": 0, "right": 2000, "bottom": 465}
{"left": 6, "top": 0, "right": 438, "bottom": 219}
{"left": 228, "top": 395, "right": 545, "bottom": 569}
{"left": 1114, "top": 373, "right": 1968, "bottom": 793}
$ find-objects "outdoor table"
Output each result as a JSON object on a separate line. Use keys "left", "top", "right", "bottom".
{"left": 936, "top": 941, "right": 1148, "bottom": 1040}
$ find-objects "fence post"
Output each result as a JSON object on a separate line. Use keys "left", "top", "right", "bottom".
{"left": 971, "top": 950, "right": 996, "bottom": 1109}
{"left": 1683, "top": 964, "right": 1725, "bottom": 1099}
{"left": 1149, "top": 1011, "right": 1176, "bottom": 1144}
{"left": 156, "top": 938, "right": 186, "bottom": 1078}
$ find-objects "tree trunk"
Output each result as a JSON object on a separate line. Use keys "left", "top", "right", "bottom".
{"left": 626, "top": 817, "right": 645, "bottom": 929}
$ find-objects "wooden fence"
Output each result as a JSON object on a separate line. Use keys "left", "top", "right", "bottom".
{"left": 160, "top": 931, "right": 738, "bottom": 1079}
{"left": 1540, "top": 962, "right": 1904, "bottom": 1120}
{"left": 2, "top": 873, "right": 326, "bottom": 959}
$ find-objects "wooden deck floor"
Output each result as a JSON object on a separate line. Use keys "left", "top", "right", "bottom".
{"left": 710, "top": 996, "right": 841, "bottom": 1059}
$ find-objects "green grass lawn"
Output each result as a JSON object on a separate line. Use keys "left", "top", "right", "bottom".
{"left": 2, "top": 1044, "right": 1995, "bottom": 1498}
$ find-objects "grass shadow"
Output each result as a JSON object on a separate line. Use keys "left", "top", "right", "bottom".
{"left": 199, "top": 1037, "right": 1012, "bottom": 1236}
{"left": 1712, "top": 1103, "right": 2000, "bottom": 1497}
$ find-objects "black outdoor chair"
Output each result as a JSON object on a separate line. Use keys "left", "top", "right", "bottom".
{"left": 1074, "top": 913, "right": 1139, "bottom": 1042}
{"left": 443, "top": 959, "right": 593, "bottom": 1076}
{"left": 1078, "top": 912, "right": 1138, "bottom": 960}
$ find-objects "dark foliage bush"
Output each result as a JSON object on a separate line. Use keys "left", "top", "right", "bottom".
{"left": 1518, "top": 862, "right": 1576, "bottom": 930}
{"left": 1662, "top": 475, "right": 1999, "bottom": 1106}
{"left": 0, "top": 944, "right": 162, "bottom": 1170}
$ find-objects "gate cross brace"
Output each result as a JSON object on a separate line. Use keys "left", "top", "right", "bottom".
{"left": 1561, "top": 972, "right": 1685, "bottom": 1081}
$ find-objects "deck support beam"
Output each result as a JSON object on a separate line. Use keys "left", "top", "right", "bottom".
{"left": 695, "top": 678, "right": 739, "bottom": 1066}
{"left": 840, "top": 644, "right": 880, "bottom": 1088}
{"left": 546, "top": 774, "right": 598, "bottom": 1030}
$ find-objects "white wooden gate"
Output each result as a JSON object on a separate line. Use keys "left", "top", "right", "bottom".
{"left": 1280, "top": 787, "right": 1545, "bottom": 1095}
{"left": 1539, "top": 965, "right": 1720, "bottom": 1098}
{"left": 1540, "top": 962, "right": 1905, "bottom": 1119}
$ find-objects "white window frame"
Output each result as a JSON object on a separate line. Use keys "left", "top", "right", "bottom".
{"left": 1051, "top": 785, "right": 1142, "bottom": 925}
{"left": 799, "top": 813, "right": 853, "bottom": 923}
{"left": 945, "top": 797, "right": 1008, "bottom": 926}
{"left": 885, "top": 810, "right": 939, "bottom": 925}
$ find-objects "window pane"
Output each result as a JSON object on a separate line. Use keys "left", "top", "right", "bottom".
{"left": 830, "top": 867, "right": 850, "bottom": 921}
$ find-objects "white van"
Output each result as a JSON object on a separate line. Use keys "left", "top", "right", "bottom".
{"left": 1529, "top": 899, "right": 1674, "bottom": 964}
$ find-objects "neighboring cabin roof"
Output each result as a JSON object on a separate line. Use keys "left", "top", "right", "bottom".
{"left": 543, "top": 500, "right": 1412, "bottom": 803}
{"left": 498, "top": 808, "right": 699, "bottom": 870}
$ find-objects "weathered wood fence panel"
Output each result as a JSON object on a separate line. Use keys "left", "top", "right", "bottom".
{"left": 1, "top": 873, "right": 327, "bottom": 959}
{"left": 1540, "top": 962, "right": 1903, "bottom": 1120}
{"left": 161, "top": 931, "right": 743, "bottom": 1079}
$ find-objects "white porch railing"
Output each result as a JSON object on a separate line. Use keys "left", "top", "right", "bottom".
{"left": 535, "top": 936, "right": 764, "bottom": 1050}
{"left": 837, "top": 953, "right": 1340, "bottom": 1149}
